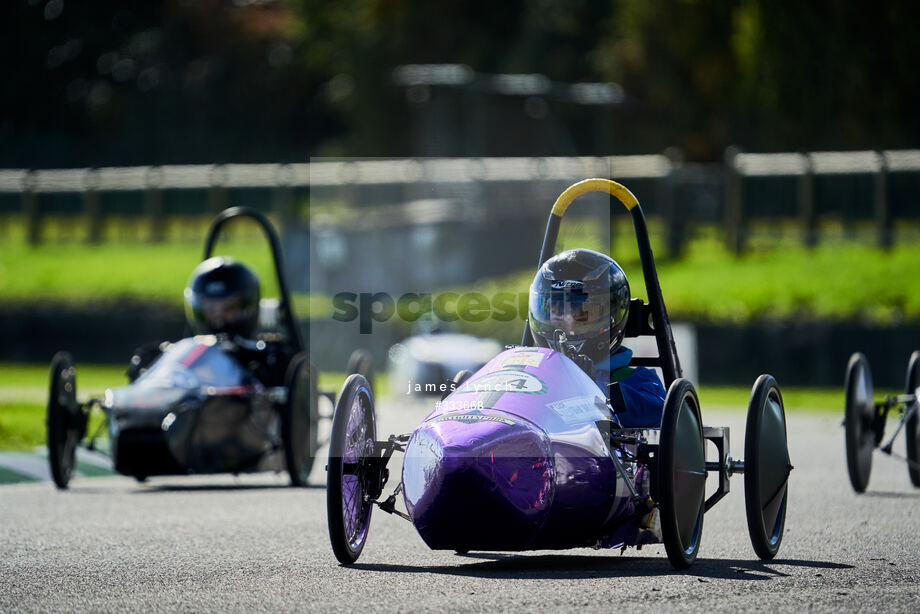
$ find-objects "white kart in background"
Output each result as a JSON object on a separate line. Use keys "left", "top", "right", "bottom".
{"left": 388, "top": 325, "right": 502, "bottom": 397}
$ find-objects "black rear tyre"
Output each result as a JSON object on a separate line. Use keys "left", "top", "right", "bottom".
{"left": 47, "top": 352, "right": 86, "bottom": 490}
{"left": 657, "top": 378, "right": 706, "bottom": 570}
{"left": 905, "top": 351, "right": 920, "bottom": 487}
{"left": 282, "top": 353, "right": 319, "bottom": 487}
{"left": 744, "top": 374, "right": 790, "bottom": 560}
{"left": 844, "top": 353, "right": 875, "bottom": 493}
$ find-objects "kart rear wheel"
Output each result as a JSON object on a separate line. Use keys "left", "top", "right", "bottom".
{"left": 844, "top": 353, "right": 875, "bottom": 493}
{"left": 905, "top": 351, "right": 920, "bottom": 487}
{"left": 346, "top": 349, "right": 375, "bottom": 392}
{"left": 327, "top": 374, "right": 376, "bottom": 564}
{"left": 657, "top": 378, "right": 706, "bottom": 570}
{"left": 441, "top": 369, "right": 473, "bottom": 401}
{"left": 282, "top": 353, "right": 319, "bottom": 487}
{"left": 47, "top": 352, "right": 86, "bottom": 490}
{"left": 744, "top": 374, "right": 790, "bottom": 560}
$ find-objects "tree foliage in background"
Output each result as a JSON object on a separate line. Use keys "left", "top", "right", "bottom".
{"left": 0, "top": 0, "right": 337, "bottom": 166}
{"left": 1, "top": 0, "right": 917, "bottom": 166}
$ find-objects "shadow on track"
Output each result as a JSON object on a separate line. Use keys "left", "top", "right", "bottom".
{"left": 861, "top": 490, "right": 920, "bottom": 499}
{"left": 134, "top": 482, "right": 324, "bottom": 493}
{"left": 351, "top": 554, "right": 852, "bottom": 581}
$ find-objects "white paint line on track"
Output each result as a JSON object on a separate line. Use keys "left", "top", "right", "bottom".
{"left": 0, "top": 448, "right": 117, "bottom": 484}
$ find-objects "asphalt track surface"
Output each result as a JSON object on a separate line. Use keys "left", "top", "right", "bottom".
{"left": 2, "top": 395, "right": 919, "bottom": 613}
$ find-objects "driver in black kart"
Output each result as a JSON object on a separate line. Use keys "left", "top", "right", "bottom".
{"left": 127, "top": 257, "right": 292, "bottom": 385}
{"left": 182, "top": 256, "right": 292, "bottom": 386}
{"left": 528, "top": 248, "right": 666, "bottom": 428}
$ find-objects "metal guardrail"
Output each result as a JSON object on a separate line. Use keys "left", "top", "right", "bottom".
{"left": 0, "top": 155, "right": 671, "bottom": 194}
{"left": 733, "top": 150, "right": 920, "bottom": 176}
{"left": 2, "top": 151, "right": 918, "bottom": 250}
{"left": 724, "top": 149, "right": 920, "bottom": 251}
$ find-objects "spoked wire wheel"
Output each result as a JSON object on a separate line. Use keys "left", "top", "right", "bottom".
{"left": 657, "top": 378, "right": 706, "bottom": 570}
{"left": 47, "top": 352, "right": 86, "bottom": 490}
{"left": 327, "top": 374, "right": 376, "bottom": 564}
{"left": 905, "top": 351, "right": 920, "bottom": 487}
{"left": 744, "top": 374, "right": 790, "bottom": 560}
{"left": 844, "top": 353, "right": 875, "bottom": 493}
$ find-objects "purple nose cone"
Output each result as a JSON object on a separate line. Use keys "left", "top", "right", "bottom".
{"left": 402, "top": 411, "right": 555, "bottom": 551}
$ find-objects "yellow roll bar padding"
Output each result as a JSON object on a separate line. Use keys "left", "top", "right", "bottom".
{"left": 550, "top": 178, "right": 639, "bottom": 217}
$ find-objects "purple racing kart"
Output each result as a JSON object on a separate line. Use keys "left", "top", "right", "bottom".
{"left": 326, "top": 179, "right": 792, "bottom": 570}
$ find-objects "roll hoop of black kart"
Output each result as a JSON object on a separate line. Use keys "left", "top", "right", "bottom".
{"left": 202, "top": 206, "right": 304, "bottom": 353}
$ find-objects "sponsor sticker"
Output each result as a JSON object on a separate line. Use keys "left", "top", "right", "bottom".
{"left": 431, "top": 412, "right": 517, "bottom": 426}
{"left": 498, "top": 350, "right": 545, "bottom": 368}
{"left": 461, "top": 370, "right": 547, "bottom": 394}
{"left": 547, "top": 395, "right": 608, "bottom": 424}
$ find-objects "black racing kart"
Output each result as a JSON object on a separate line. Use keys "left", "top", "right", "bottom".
{"left": 46, "top": 206, "right": 373, "bottom": 489}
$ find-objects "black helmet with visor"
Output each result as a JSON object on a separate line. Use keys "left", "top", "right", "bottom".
{"left": 184, "top": 257, "right": 261, "bottom": 338}
{"left": 528, "top": 249, "right": 630, "bottom": 363}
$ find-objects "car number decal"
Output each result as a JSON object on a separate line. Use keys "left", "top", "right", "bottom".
{"left": 462, "top": 370, "right": 546, "bottom": 395}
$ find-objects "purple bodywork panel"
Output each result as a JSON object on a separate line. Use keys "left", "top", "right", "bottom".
{"left": 402, "top": 346, "right": 662, "bottom": 551}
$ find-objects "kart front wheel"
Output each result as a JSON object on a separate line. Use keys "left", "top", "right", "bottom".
{"left": 327, "top": 374, "right": 377, "bottom": 564}
{"left": 47, "top": 352, "right": 86, "bottom": 490}
{"left": 744, "top": 374, "right": 790, "bottom": 560}
{"left": 282, "top": 353, "right": 319, "bottom": 487}
{"left": 844, "top": 353, "right": 875, "bottom": 493}
{"left": 905, "top": 351, "right": 920, "bottom": 487}
{"left": 657, "top": 378, "right": 706, "bottom": 570}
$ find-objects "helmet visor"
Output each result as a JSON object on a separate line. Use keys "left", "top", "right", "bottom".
{"left": 529, "top": 286, "right": 613, "bottom": 346}
{"left": 196, "top": 295, "right": 256, "bottom": 333}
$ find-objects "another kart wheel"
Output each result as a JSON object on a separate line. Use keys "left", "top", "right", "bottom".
{"left": 47, "top": 352, "right": 86, "bottom": 490}
{"left": 744, "top": 374, "right": 791, "bottom": 560}
{"left": 844, "top": 353, "right": 875, "bottom": 493}
{"left": 346, "top": 349, "right": 375, "bottom": 392}
{"left": 657, "top": 378, "right": 706, "bottom": 570}
{"left": 327, "top": 374, "right": 376, "bottom": 564}
{"left": 282, "top": 353, "right": 319, "bottom": 487}
{"left": 441, "top": 369, "right": 473, "bottom": 401}
{"left": 905, "top": 351, "right": 920, "bottom": 487}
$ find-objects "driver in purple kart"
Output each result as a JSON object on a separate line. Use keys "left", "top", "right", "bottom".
{"left": 528, "top": 248, "right": 666, "bottom": 427}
